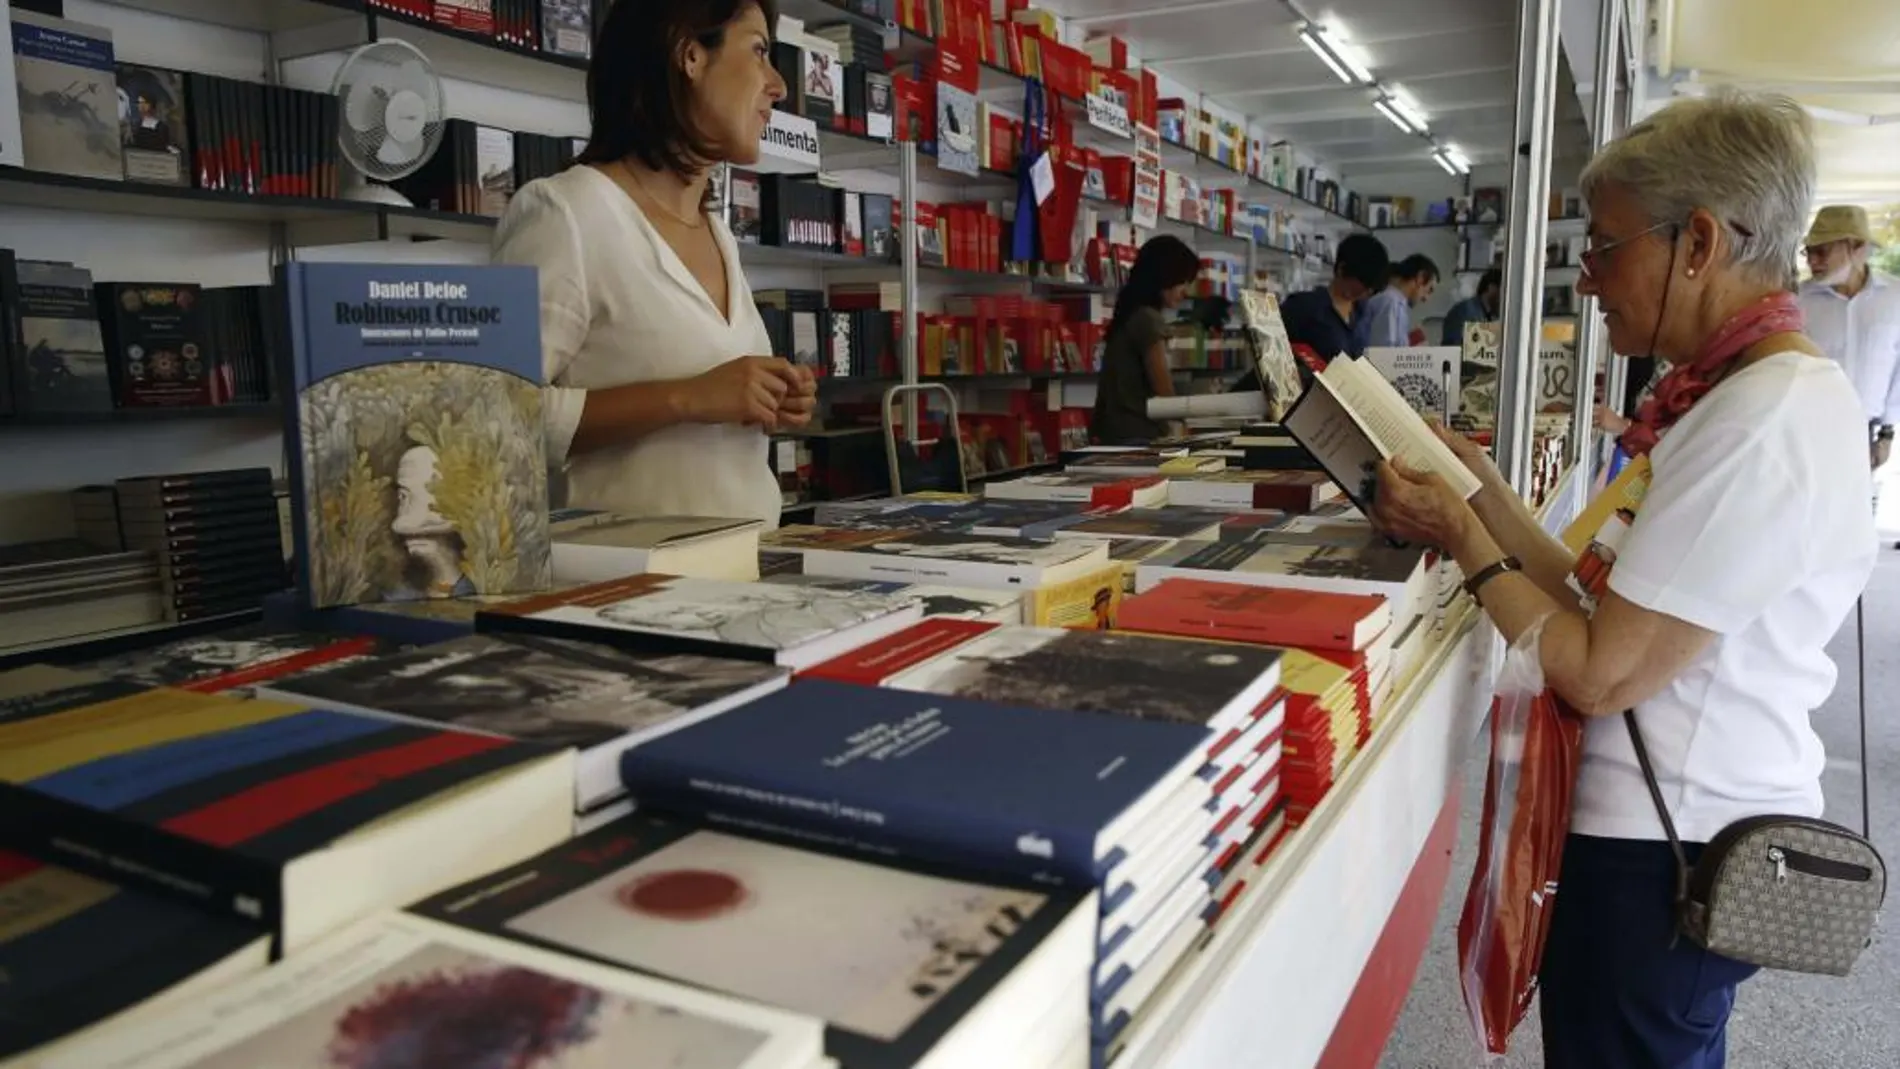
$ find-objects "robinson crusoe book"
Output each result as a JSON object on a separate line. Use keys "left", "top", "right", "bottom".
{"left": 278, "top": 262, "right": 552, "bottom": 610}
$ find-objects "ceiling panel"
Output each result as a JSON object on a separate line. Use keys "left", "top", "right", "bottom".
{"left": 1039, "top": 0, "right": 1533, "bottom": 181}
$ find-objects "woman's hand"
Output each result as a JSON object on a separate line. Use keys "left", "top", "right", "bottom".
{"left": 681, "top": 355, "right": 801, "bottom": 427}
{"left": 773, "top": 364, "right": 818, "bottom": 430}
{"left": 1594, "top": 403, "right": 1630, "bottom": 436}
{"left": 1369, "top": 458, "right": 1477, "bottom": 551}
{"left": 1428, "top": 419, "right": 1505, "bottom": 489}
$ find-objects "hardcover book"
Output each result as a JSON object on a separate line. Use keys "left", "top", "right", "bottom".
{"left": 0, "top": 850, "right": 270, "bottom": 1059}
{"left": 763, "top": 574, "right": 1023, "bottom": 623}
{"left": 14, "top": 260, "right": 113, "bottom": 412}
{"left": 476, "top": 573, "right": 925, "bottom": 671}
{"left": 1363, "top": 346, "right": 1461, "bottom": 420}
{"left": 0, "top": 665, "right": 573, "bottom": 954}
{"left": 616, "top": 678, "right": 1211, "bottom": 885}
{"left": 77, "top": 624, "right": 382, "bottom": 692}
{"left": 10, "top": 9, "right": 121, "bottom": 180}
{"left": 412, "top": 814, "right": 1093, "bottom": 1069}
{"left": 278, "top": 262, "right": 552, "bottom": 610}
{"left": 1237, "top": 288, "right": 1301, "bottom": 421}
{"left": 95, "top": 282, "right": 211, "bottom": 407}
{"left": 29, "top": 912, "right": 825, "bottom": 1069}
{"left": 256, "top": 634, "right": 790, "bottom": 810}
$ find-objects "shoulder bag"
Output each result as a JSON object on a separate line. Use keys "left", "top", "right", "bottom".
{"left": 1625, "top": 624, "right": 1886, "bottom": 974}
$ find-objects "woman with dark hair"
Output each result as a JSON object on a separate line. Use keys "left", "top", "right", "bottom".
{"left": 493, "top": 0, "right": 813, "bottom": 529}
{"left": 1091, "top": 234, "right": 1202, "bottom": 444}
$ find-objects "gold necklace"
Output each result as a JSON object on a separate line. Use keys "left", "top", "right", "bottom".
{"left": 621, "top": 161, "right": 705, "bottom": 230}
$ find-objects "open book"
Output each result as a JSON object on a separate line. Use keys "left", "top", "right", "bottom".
{"left": 1281, "top": 356, "right": 1484, "bottom": 515}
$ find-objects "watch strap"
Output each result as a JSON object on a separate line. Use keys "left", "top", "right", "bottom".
{"left": 1463, "top": 555, "right": 1522, "bottom": 600}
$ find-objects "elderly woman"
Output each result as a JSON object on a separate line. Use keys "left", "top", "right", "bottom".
{"left": 1373, "top": 90, "right": 1877, "bottom": 1068}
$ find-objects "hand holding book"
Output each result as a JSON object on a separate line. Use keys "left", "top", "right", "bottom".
{"left": 1366, "top": 457, "right": 1480, "bottom": 550}
{"left": 1282, "top": 356, "right": 1483, "bottom": 519}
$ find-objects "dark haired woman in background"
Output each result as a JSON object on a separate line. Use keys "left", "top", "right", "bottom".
{"left": 1091, "top": 235, "right": 1202, "bottom": 444}
{"left": 493, "top": 0, "right": 813, "bottom": 528}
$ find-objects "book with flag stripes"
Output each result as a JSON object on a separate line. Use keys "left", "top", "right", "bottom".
{"left": 0, "top": 665, "right": 574, "bottom": 956}
{"left": 0, "top": 849, "right": 271, "bottom": 1060}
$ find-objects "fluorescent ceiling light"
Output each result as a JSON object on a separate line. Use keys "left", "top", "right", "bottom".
{"left": 1298, "top": 23, "right": 1372, "bottom": 85}
{"left": 1375, "top": 98, "right": 1422, "bottom": 136}
{"left": 1383, "top": 89, "right": 1429, "bottom": 131}
{"left": 1436, "top": 145, "right": 1471, "bottom": 173}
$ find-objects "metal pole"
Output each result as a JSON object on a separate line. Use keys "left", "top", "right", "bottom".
{"left": 1600, "top": 21, "right": 1638, "bottom": 435}
{"left": 1570, "top": 0, "right": 1622, "bottom": 470}
{"left": 1494, "top": 0, "right": 1563, "bottom": 497}
{"left": 899, "top": 141, "right": 920, "bottom": 444}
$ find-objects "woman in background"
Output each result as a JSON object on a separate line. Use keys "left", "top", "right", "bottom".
{"left": 493, "top": 0, "right": 813, "bottom": 528}
{"left": 1091, "top": 235, "right": 1202, "bottom": 444}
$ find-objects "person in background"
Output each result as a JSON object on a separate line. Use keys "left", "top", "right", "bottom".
{"left": 1229, "top": 233, "right": 1389, "bottom": 394}
{"left": 1091, "top": 234, "right": 1201, "bottom": 444}
{"left": 492, "top": 0, "right": 814, "bottom": 530}
{"left": 1370, "top": 89, "right": 1875, "bottom": 1069}
{"left": 1798, "top": 206, "right": 1900, "bottom": 478}
{"left": 1365, "top": 254, "right": 1440, "bottom": 348}
{"left": 1441, "top": 267, "right": 1502, "bottom": 346}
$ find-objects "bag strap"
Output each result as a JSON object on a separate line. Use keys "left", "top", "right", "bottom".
{"left": 1623, "top": 709, "right": 1692, "bottom": 909}
{"left": 1856, "top": 594, "right": 1872, "bottom": 840}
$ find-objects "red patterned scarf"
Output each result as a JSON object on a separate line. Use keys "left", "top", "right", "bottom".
{"left": 1618, "top": 291, "right": 1806, "bottom": 457}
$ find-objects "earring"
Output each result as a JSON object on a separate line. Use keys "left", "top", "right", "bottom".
{"left": 1686, "top": 269, "right": 1698, "bottom": 278}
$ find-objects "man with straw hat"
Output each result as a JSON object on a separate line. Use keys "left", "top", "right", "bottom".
{"left": 1799, "top": 206, "right": 1900, "bottom": 472}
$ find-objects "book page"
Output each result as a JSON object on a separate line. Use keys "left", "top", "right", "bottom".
{"left": 1322, "top": 360, "right": 1482, "bottom": 499}
{"left": 1281, "top": 383, "right": 1385, "bottom": 515}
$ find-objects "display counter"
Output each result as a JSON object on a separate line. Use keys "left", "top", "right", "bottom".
{"left": 1119, "top": 463, "right": 1590, "bottom": 1069}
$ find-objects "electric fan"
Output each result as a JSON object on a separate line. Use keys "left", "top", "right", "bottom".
{"left": 331, "top": 39, "right": 445, "bottom": 206}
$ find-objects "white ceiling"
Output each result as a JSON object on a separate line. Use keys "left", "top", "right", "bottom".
{"left": 1036, "top": 0, "right": 1588, "bottom": 184}
{"left": 1658, "top": 0, "right": 1900, "bottom": 204}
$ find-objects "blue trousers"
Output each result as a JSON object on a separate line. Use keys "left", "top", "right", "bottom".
{"left": 1539, "top": 835, "right": 1759, "bottom": 1069}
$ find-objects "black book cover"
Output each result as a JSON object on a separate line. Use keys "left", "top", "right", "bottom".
{"left": 843, "top": 64, "right": 867, "bottom": 135}
{"left": 0, "top": 849, "right": 267, "bottom": 1059}
{"left": 410, "top": 812, "right": 1088, "bottom": 1069}
{"left": 94, "top": 282, "right": 211, "bottom": 407}
{"left": 115, "top": 63, "right": 189, "bottom": 187}
{"left": 14, "top": 261, "right": 113, "bottom": 413}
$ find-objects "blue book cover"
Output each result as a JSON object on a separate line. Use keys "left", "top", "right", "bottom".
{"left": 617, "top": 679, "right": 1209, "bottom": 886}
{"left": 278, "top": 262, "right": 552, "bottom": 610}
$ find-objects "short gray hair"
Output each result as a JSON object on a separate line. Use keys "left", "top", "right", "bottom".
{"left": 1580, "top": 87, "right": 1815, "bottom": 284}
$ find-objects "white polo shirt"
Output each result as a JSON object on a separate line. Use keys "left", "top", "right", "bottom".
{"left": 492, "top": 166, "right": 783, "bottom": 528}
{"left": 1572, "top": 352, "right": 1877, "bottom": 843}
{"left": 1799, "top": 272, "right": 1900, "bottom": 425}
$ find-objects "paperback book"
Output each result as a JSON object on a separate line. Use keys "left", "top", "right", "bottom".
{"left": 256, "top": 634, "right": 791, "bottom": 810}
{"left": 1281, "top": 355, "right": 1481, "bottom": 517}
{"left": 29, "top": 911, "right": 826, "bottom": 1069}
{"left": 412, "top": 813, "right": 1093, "bottom": 1069}
{"left": 278, "top": 262, "right": 552, "bottom": 610}
{"left": 617, "top": 679, "right": 1211, "bottom": 886}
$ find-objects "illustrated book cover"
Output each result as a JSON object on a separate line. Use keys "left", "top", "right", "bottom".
{"left": 256, "top": 634, "right": 791, "bottom": 810}
{"left": 412, "top": 813, "right": 1093, "bottom": 1069}
{"left": 278, "top": 262, "right": 552, "bottom": 610}
{"left": 475, "top": 572, "right": 925, "bottom": 671}
{"left": 10, "top": 9, "right": 121, "bottom": 180}
{"left": 28, "top": 911, "right": 825, "bottom": 1069}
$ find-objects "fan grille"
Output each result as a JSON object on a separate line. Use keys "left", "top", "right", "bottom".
{"left": 332, "top": 38, "right": 445, "bottom": 182}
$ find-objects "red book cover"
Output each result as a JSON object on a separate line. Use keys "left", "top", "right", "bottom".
{"left": 801, "top": 618, "right": 995, "bottom": 684}
{"left": 1120, "top": 579, "right": 1389, "bottom": 652}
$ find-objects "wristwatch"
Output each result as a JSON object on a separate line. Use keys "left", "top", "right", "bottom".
{"left": 1463, "top": 556, "right": 1523, "bottom": 601}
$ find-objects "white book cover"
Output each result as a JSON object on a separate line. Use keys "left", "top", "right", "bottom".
{"left": 31, "top": 912, "right": 824, "bottom": 1069}
{"left": 796, "top": 530, "right": 1111, "bottom": 591}
{"left": 1362, "top": 346, "right": 1461, "bottom": 420}
{"left": 0, "top": 0, "right": 21, "bottom": 168}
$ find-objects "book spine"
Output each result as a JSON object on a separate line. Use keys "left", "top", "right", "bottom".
{"left": 0, "top": 782, "right": 281, "bottom": 932}
{"left": 617, "top": 750, "right": 1097, "bottom": 886}
{"left": 274, "top": 263, "right": 315, "bottom": 607}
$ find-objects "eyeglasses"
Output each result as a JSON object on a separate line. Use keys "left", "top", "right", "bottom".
{"left": 1578, "top": 221, "right": 1675, "bottom": 279}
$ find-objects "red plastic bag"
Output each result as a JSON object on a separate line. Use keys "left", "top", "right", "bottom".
{"left": 1457, "top": 614, "right": 1584, "bottom": 1056}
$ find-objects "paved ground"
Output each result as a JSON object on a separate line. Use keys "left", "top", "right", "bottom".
{"left": 1380, "top": 548, "right": 1900, "bottom": 1069}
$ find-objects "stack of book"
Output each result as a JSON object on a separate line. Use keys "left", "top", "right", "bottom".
{"left": 0, "top": 539, "right": 162, "bottom": 653}
{"left": 1119, "top": 580, "right": 1394, "bottom": 827}
{"left": 113, "top": 467, "right": 287, "bottom": 622}
{"left": 800, "top": 619, "right": 1287, "bottom": 1060}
